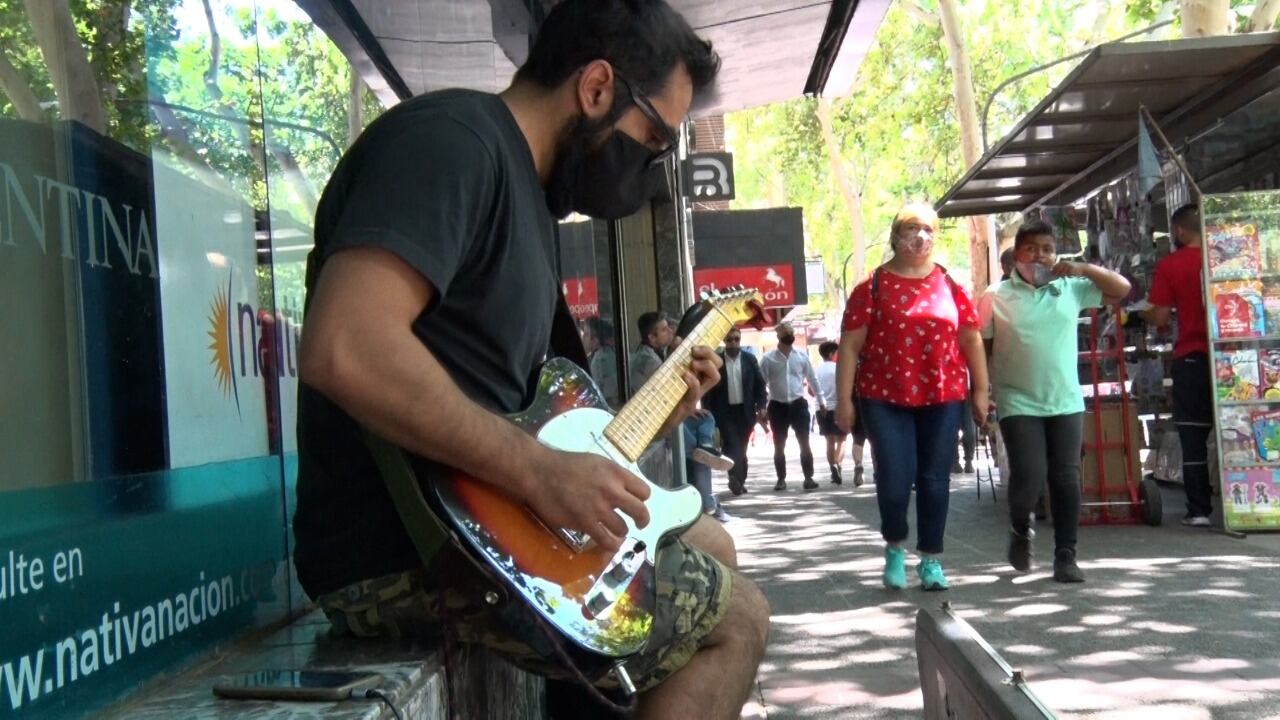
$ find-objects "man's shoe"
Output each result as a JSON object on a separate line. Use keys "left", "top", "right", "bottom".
{"left": 691, "top": 445, "right": 734, "bottom": 472}
{"left": 710, "top": 507, "right": 733, "bottom": 523}
{"left": 964, "top": 460, "right": 975, "bottom": 474}
{"left": 853, "top": 465, "right": 865, "bottom": 487}
{"left": 918, "top": 557, "right": 949, "bottom": 591}
{"left": 803, "top": 477, "right": 819, "bottom": 491}
{"left": 774, "top": 478, "right": 787, "bottom": 491}
{"left": 951, "top": 461, "right": 963, "bottom": 474}
{"left": 1181, "top": 515, "right": 1211, "bottom": 527}
{"left": 1052, "top": 549, "right": 1085, "bottom": 583}
{"left": 883, "top": 546, "right": 907, "bottom": 589}
{"left": 728, "top": 478, "right": 745, "bottom": 496}
{"left": 830, "top": 464, "right": 842, "bottom": 485}
{"left": 1007, "top": 529, "right": 1033, "bottom": 573}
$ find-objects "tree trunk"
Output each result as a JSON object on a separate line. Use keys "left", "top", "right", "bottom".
{"left": 348, "top": 70, "right": 365, "bottom": 147}
{"left": 815, "top": 97, "right": 867, "bottom": 292}
{"left": 1180, "top": 0, "right": 1231, "bottom": 36}
{"left": 1248, "top": 0, "right": 1280, "bottom": 31}
{"left": 22, "top": 0, "right": 107, "bottom": 133}
{"left": 937, "top": 0, "right": 993, "bottom": 292}
{"left": 0, "top": 49, "right": 44, "bottom": 121}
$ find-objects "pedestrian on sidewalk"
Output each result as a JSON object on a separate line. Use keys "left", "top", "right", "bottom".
{"left": 978, "top": 220, "right": 1131, "bottom": 583}
{"left": 1142, "top": 204, "right": 1214, "bottom": 527}
{"left": 816, "top": 341, "right": 866, "bottom": 486}
{"left": 705, "top": 327, "right": 768, "bottom": 495}
{"left": 835, "top": 203, "right": 989, "bottom": 591}
{"left": 761, "top": 322, "right": 826, "bottom": 491}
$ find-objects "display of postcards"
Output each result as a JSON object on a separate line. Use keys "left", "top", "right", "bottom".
{"left": 1212, "top": 280, "right": 1265, "bottom": 338}
{"left": 1207, "top": 222, "right": 1262, "bottom": 280}
{"left": 1225, "top": 469, "right": 1280, "bottom": 516}
{"left": 1215, "top": 348, "right": 1260, "bottom": 401}
{"left": 1262, "top": 349, "right": 1280, "bottom": 400}
{"left": 1252, "top": 471, "right": 1279, "bottom": 512}
{"left": 1252, "top": 409, "right": 1280, "bottom": 462}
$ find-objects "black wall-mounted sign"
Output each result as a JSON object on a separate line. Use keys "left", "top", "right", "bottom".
{"left": 683, "top": 152, "right": 735, "bottom": 201}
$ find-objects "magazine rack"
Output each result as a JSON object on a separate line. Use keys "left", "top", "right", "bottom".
{"left": 1203, "top": 189, "right": 1280, "bottom": 533}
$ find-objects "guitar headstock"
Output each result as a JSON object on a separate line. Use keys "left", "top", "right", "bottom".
{"left": 699, "top": 285, "right": 771, "bottom": 329}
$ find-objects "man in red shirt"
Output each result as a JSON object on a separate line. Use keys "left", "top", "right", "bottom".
{"left": 1144, "top": 204, "right": 1213, "bottom": 526}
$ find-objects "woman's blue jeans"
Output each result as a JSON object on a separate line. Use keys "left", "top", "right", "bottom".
{"left": 859, "top": 398, "right": 964, "bottom": 554}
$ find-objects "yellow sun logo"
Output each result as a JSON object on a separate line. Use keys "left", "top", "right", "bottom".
{"left": 207, "top": 284, "right": 234, "bottom": 398}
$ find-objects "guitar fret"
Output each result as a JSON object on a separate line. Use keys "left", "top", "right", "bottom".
{"left": 606, "top": 295, "right": 753, "bottom": 461}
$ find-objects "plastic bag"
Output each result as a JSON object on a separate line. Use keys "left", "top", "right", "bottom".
{"left": 1154, "top": 429, "right": 1182, "bottom": 484}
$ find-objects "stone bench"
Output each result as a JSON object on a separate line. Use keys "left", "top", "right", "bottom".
{"left": 101, "top": 609, "right": 545, "bottom": 719}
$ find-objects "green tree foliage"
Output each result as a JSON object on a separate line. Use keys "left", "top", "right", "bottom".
{"left": 725, "top": 0, "right": 1204, "bottom": 303}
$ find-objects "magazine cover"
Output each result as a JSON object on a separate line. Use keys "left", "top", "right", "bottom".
{"left": 1207, "top": 222, "right": 1262, "bottom": 280}
{"left": 1262, "top": 349, "right": 1280, "bottom": 400}
{"left": 1216, "top": 348, "right": 1260, "bottom": 401}
{"left": 1224, "top": 469, "right": 1280, "bottom": 527}
{"left": 1221, "top": 406, "right": 1259, "bottom": 466}
{"left": 1264, "top": 278, "right": 1280, "bottom": 336}
{"left": 1252, "top": 408, "right": 1280, "bottom": 462}
{"left": 1212, "top": 280, "right": 1265, "bottom": 339}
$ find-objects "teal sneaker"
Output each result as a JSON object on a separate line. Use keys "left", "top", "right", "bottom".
{"left": 918, "top": 557, "right": 949, "bottom": 591}
{"left": 883, "top": 546, "right": 907, "bottom": 589}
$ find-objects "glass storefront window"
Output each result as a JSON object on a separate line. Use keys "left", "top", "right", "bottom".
{"left": 0, "top": 2, "right": 381, "bottom": 716}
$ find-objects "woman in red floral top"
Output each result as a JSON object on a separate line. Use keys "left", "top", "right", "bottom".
{"left": 835, "top": 204, "right": 989, "bottom": 591}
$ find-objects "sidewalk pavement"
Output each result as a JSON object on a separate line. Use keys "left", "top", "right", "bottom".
{"left": 718, "top": 437, "right": 1280, "bottom": 719}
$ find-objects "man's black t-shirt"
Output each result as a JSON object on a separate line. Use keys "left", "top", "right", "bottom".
{"left": 293, "top": 90, "right": 557, "bottom": 598}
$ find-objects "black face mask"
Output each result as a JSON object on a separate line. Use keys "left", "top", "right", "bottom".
{"left": 546, "top": 115, "right": 654, "bottom": 220}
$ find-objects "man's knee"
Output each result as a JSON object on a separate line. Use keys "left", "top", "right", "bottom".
{"left": 684, "top": 516, "right": 737, "bottom": 569}
{"left": 724, "top": 573, "right": 770, "bottom": 658}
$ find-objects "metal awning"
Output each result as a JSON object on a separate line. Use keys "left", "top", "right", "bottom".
{"left": 936, "top": 32, "right": 1280, "bottom": 218}
{"left": 297, "top": 0, "right": 891, "bottom": 116}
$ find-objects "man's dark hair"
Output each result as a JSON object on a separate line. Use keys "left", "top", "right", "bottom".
{"left": 1014, "top": 219, "right": 1056, "bottom": 248}
{"left": 818, "top": 341, "right": 839, "bottom": 361}
{"left": 637, "top": 311, "right": 664, "bottom": 342}
{"left": 585, "top": 316, "right": 613, "bottom": 345}
{"left": 1171, "top": 204, "right": 1201, "bottom": 233}
{"left": 999, "top": 247, "right": 1016, "bottom": 279}
{"left": 517, "top": 0, "right": 720, "bottom": 104}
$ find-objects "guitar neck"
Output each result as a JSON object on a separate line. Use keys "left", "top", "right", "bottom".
{"left": 605, "top": 308, "right": 736, "bottom": 461}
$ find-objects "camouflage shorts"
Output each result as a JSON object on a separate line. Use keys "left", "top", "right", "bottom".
{"left": 317, "top": 538, "right": 731, "bottom": 692}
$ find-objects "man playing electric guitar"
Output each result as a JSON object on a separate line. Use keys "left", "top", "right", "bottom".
{"left": 292, "top": 2, "right": 769, "bottom": 718}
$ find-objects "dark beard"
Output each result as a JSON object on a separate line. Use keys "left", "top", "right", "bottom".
{"left": 545, "top": 114, "right": 608, "bottom": 218}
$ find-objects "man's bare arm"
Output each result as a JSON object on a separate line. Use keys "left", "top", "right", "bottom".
{"left": 299, "top": 248, "right": 651, "bottom": 550}
{"left": 1142, "top": 305, "right": 1173, "bottom": 327}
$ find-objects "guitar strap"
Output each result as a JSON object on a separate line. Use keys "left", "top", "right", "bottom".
{"left": 548, "top": 285, "right": 591, "bottom": 370}
{"left": 363, "top": 430, "right": 451, "bottom": 565}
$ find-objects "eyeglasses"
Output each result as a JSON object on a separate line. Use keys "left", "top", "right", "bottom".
{"left": 615, "top": 73, "right": 680, "bottom": 167}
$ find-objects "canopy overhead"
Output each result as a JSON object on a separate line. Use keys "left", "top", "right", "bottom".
{"left": 297, "top": 0, "right": 891, "bottom": 117}
{"left": 936, "top": 32, "right": 1280, "bottom": 218}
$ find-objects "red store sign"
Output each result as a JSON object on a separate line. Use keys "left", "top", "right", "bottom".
{"left": 561, "top": 276, "right": 599, "bottom": 321}
{"left": 694, "top": 264, "right": 794, "bottom": 306}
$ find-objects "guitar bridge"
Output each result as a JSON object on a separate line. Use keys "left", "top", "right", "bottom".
{"left": 583, "top": 540, "right": 647, "bottom": 618}
{"left": 556, "top": 527, "right": 593, "bottom": 553}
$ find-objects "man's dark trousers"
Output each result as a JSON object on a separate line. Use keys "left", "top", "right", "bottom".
{"left": 717, "top": 404, "right": 754, "bottom": 493}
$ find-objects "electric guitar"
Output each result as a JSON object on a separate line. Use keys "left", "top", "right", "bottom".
{"left": 419, "top": 287, "right": 766, "bottom": 682}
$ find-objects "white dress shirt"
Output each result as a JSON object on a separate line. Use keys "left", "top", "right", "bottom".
{"left": 816, "top": 360, "right": 840, "bottom": 407}
{"left": 725, "top": 354, "right": 743, "bottom": 405}
{"left": 761, "top": 347, "right": 824, "bottom": 407}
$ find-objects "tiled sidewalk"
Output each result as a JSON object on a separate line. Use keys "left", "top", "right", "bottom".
{"left": 721, "top": 438, "right": 1280, "bottom": 719}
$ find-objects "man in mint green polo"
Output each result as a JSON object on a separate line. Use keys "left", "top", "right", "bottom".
{"left": 978, "top": 219, "right": 1131, "bottom": 583}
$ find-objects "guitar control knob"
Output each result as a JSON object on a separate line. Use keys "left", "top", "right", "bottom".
{"left": 607, "top": 562, "right": 632, "bottom": 585}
